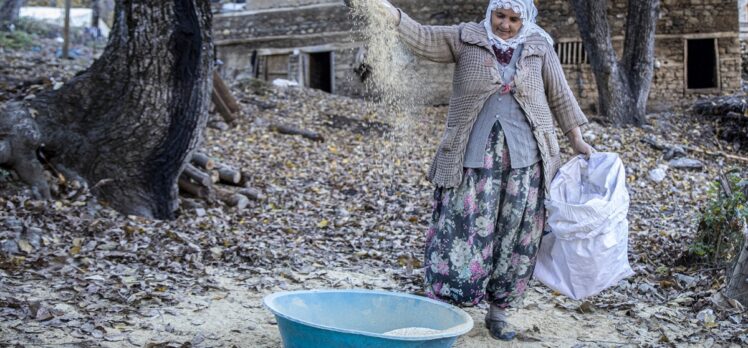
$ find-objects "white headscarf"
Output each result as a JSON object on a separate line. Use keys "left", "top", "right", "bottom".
{"left": 483, "top": 0, "right": 554, "bottom": 50}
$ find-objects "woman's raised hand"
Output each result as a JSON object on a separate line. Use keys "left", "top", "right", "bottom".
{"left": 344, "top": 0, "right": 400, "bottom": 25}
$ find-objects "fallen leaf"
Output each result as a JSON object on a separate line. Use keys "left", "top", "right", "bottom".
{"left": 17, "top": 239, "right": 33, "bottom": 253}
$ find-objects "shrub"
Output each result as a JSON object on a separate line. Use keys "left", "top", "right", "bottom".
{"left": 691, "top": 172, "right": 748, "bottom": 266}
{"left": 0, "top": 30, "right": 33, "bottom": 50}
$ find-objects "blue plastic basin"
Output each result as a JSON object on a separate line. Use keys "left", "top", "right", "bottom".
{"left": 263, "top": 289, "right": 474, "bottom": 348}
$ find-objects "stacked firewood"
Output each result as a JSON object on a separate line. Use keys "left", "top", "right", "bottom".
{"left": 178, "top": 152, "right": 264, "bottom": 210}
{"left": 177, "top": 71, "right": 264, "bottom": 210}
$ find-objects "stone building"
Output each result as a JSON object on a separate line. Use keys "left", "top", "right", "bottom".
{"left": 739, "top": 0, "right": 748, "bottom": 77}
{"left": 213, "top": 0, "right": 742, "bottom": 111}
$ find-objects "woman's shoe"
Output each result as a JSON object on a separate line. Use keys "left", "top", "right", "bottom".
{"left": 484, "top": 317, "right": 516, "bottom": 341}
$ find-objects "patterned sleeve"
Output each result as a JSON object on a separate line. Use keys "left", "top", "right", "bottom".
{"left": 541, "top": 42, "right": 588, "bottom": 134}
{"left": 396, "top": 10, "right": 461, "bottom": 64}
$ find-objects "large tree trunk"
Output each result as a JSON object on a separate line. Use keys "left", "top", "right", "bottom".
{"left": 1, "top": 0, "right": 214, "bottom": 219}
{"left": 726, "top": 226, "right": 748, "bottom": 306}
{"left": 0, "top": 0, "right": 24, "bottom": 31}
{"left": 569, "top": 0, "right": 659, "bottom": 126}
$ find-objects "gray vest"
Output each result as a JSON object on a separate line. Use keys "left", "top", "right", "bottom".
{"left": 463, "top": 44, "right": 540, "bottom": 169}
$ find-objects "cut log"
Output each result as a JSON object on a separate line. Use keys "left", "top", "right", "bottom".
{"left": 210, "top": 170, "right": 220, "bottom": 183}
{"left": 182, "top": 164, "right": 213, "bottom": 188}
{"left": 216, "top": 187, "right": 249, "bottom": 210}
{"left": 238, "top": 170, "right": 253, "bottom": 187}
{"left": 211, "top": 88, "right": 236, "bottom": 124}
{"left": 269, "top": 123, "right": 324, "bottom": 142}
{"left": 216, "top": 164, "right": 241, "bottom": 185}
{"left": 180, "top": 198, "right": 204, "bottom": 210}
{"left": 238, "top": 187, "right": 265, "bottom": 201}
{"left": 178, "top": 177, "right": 213, "bottom": 201}
{"left": 192, "top": 152, "right": 215, "bottom": 170}
{"left": 213, "top": 71, "right": 241, "bottom": 114}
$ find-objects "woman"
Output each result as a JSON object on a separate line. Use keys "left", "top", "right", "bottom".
{"left": 370, "top": 0, "right": 594, "bottom": 341}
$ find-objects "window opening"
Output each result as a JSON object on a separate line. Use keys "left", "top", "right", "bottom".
{"left": 553, "top": 41, "right": 589, "bottom": 65}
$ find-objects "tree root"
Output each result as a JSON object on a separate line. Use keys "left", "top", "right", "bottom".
{"left": 0, "top": 102, "right": 51, "bottom": 199}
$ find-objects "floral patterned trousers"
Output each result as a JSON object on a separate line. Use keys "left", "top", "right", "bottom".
{"left": 424, "top": 121, "right": 545, "bottom": 309}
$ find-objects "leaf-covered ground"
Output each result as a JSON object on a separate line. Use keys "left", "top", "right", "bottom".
{"left": 1, "top": 30, "right": 748, "bottom": 347}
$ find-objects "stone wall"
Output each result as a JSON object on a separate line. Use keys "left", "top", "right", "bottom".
{"left": 541, "top": 0, "right": 742, "bottom": 110}
{"left": 718, "top": 36, "right": 743, "bottom": 91}
{"left": 214, "top": 4, "right": 352, "bottom": 44}
{"left": 241, "top": 0, "right": 339, "bottom": 12}
{"left": 215, "top": 0, "right": 742, "bottom": 110}
{"left": 539, "top": 0, "right": 740, "bottom": 39}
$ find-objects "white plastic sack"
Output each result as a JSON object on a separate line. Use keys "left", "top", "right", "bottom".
{"left": 534, "top": 152, "right": 635, "bottom": 300}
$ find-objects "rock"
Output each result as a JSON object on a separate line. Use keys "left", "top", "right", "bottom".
{"left": 697, "top": 309, "right": 717, "bottom": 328}
{"left": 668, "top": 158, "right": 703, "bottom": 170}
{"left": 674, "top": 273, "right": 697, "bottom": 288}
{"left": 648, "top": 167, "right": 668, "bottom": 182}
{"left": 208, "top": 120, "right": 230, "bottom": 131}
{"left": 576, "top": 301, "right": 595, "bottom": 314}
{"left": 664, "top": 145, "right": 687, "bottom": 160}
{"left": 638, "top": 282, "right": 659, "bottom": 297}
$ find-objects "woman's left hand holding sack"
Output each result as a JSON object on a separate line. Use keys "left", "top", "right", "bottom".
{"left": 566, "top": 126, "right": 595, "bottom": 159}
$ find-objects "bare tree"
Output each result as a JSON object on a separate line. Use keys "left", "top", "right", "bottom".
{"left": 0, "top": 0, "right": 214, "bottom": 219}
{"left": 569, "top": 0, "right": 660, "bottom": 126}
{"left": 726, "top": 235, "right": 748, "bottom": 306}
{"left": 0, "top": 0, "right": 24, "bottom": 31}
{"left": 725, "top": 183, "right": 748, "bottom": 306}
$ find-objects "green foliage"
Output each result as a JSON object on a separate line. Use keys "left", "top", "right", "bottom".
{"left": 0, "top": 168, "right": 12, "bottom": 182}
{"left": 691, "top": 172, "right": 748, "bottom": 265}
{"left": 0, "top": 30, "right": 33, "bottom": 50}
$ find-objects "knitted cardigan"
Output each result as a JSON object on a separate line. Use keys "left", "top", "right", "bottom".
{"left": 396, "top": 11, "right": 588, "bottom": 195}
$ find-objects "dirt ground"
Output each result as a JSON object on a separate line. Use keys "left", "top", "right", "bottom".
{"left": 6, "top": 268, "right": 642, "bottom": 348}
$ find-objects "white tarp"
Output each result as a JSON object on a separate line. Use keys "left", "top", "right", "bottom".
{"left": 534, "top": 153, "right": 635, "bottom": 300}
{"left": 19, "top": 7, "right": 110, "bottom": 37}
